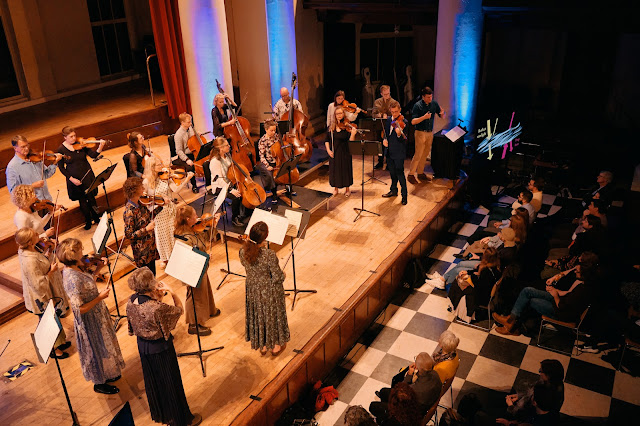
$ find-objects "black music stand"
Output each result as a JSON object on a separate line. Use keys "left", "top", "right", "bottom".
{"left": 349, "top": 140, "right": 382, "bottom": 222}
{"left": 195, "top": 141, "right": 214, "bottom": 162}
{"left": 279, "top": 207, "right": 314, "bottom": 310}
{"left": 216, "top": 197, "right": 245, "bottom": 290}
{"left": 275, "top": 153, "right": 302, "bottom": 199}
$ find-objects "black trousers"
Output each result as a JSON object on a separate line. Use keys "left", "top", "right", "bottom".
{"left": 173, "top": 154, "right": 211, "bottom": 189}
{"left": 79, "top": 192, "right": 100, "bottom": 225}
{"left": 386, "top": 156, "right": 407, "bottom": 197}
{"left": 141, "top": 259, "right": 156, "bottom": 276}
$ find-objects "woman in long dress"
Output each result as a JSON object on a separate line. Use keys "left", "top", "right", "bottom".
{"left": 56, "top": 238, "right": 124, "bottom": 394}
{"left": 126, "top": 131, "right": 151, "bottom": 178}
{"left": 239, "top": 221, "right": 289, "bottom": 355}
{"left": 325, "top": 107, "right": 357, "bottom": 196}
{"left": 16, "top": 227, "right": 70, "bottom": 357}
{"left": 126, "top": 267, "right": 202, "bottom": 426}
{"left": 174, "top": 205, "right": 220, "bottom": 336}
{"left": 142, "top": 156, "right": 193, "bottom": 267}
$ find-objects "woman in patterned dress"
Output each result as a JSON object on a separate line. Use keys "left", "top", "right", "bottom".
{"left": 123, "top": 177, "right": 159, "bottom": 275}
{"left": 142, "top": 156, "right": 193, "bottom": 268}
{"left": 174, "top": 205, "right": 221, "bottom": 336}
{"left": 239, "top": 221, "right": 289, "bottom": 355}
{"left": 56, "top": 238, "right": 125, "bottom": 394}
{"left": 126, "top": 267, "right": 202, "bottom": 426}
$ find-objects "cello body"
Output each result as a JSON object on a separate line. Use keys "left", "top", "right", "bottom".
{"left": 271, "top": 140, "right": 300, "bottom": 185}
{"left": 226, "top": 157, "right": 267, "bottom": 209}
{"left": 187, "top": 131, "right": 208, "bottom": 176}
{"left": 281, "top": 108, "right": 313, "bottom": 163}
{"left": 223, "top": 115, "right": 255, "bottom": 172}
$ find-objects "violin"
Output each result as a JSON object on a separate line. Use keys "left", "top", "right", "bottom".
{"left": 216, "top": 80, "right": 256, "bottom": 172}
{"left": 78, "top": 254, "right": 105, "bottom": 274}
{"left": 340, "top": 100, "right": 368, "bottom": 115}
{"left": 226, "top": 156, "right": 267, "bottom": 209}
{"left": 193, "top": 213, "right": 217, "bottom": 233}
{"left": 390, "top": 114, "right": 407, "bottom": 137}
{"left": 281, "top": 72, "right": 313, "bottom": 163}
{"left": 158, "top": 166, "right": 188, "bottom": 186}
{"left": 139, "top": 195, "right": 166, "bottom": 207}
{"left": 27, "top": 150, "right": 70, "bottom": 166}
{"left": 35, "top": 237, "right": 56, "bottom": 254}
{"left": 31, "top": 198, "right": 67, "bottom": 213}
{"left": 336, "top": 119, "right": 359, "bottom": 132}
{"left": 71, "top": 137, "right": 110, "bottom": 150}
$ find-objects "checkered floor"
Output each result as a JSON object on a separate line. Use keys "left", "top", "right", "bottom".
{"left": 315, "top": 193, "right": 640, "bottom": 425}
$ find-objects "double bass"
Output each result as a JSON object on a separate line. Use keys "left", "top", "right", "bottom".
{"left": 281, "top": 72, "right": 313, "bottom": 163}
{"left": 270, "top": 138, "right": 300, "bottom": 185}
{"left": 215, "top": 80, "right": 255, "bottom": 172}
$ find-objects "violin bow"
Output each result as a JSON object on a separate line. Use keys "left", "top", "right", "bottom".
{"left": 41, "top": 140, "right": 47, "bottom": 181}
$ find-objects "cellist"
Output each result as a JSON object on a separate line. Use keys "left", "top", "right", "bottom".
{"left": 174, "top": 113, "right": 205, "bottom": 194}
{"left": 209, "top": 137, "right": 250, "bottom": 227}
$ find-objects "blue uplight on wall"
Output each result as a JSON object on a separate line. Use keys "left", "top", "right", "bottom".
{"left": 265, "top": 0, "right": 298, "bottom": 105}
{"left": 452, "top": 0, "right": 483, "bottom": 131}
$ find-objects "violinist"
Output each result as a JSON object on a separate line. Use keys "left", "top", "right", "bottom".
{"left": 12, "top": 184, "right": 56, "bottom": 239}
{"left": 6, "top": 135, "right": 63, "bottom": 201}
{"left": 373, "top": 85, "right": 398, "bottom": 170}
{"left": 382, "top": 101, "right": 408, "bottom": 205}
{"left": 16, "top": 227, "right": 70, "bottom": 358}
{"left": 123, "top": 177, "right": 159, "bottom": 275}
{"left": 142, "top": 156, "right": 194, "bottom": 268}
{"left": 326, "top": 90, "right": 360, "bottom": 129}
{"left": 273, "top": 87, "right": 303, "bottom": 120}
{"left": 209, "top": 137, "right": 246, "bottom": 227}
{"left": 409, "top": 86, "right": 445, "bottom": 184}
{"left": 126, "top": 131, "right": 151, "bottom": 178}
{"left": 174, "top": 113, "right": 206, "bottom": 193}
{"left": 174, "top": 205, "right": 221, "bottom": 336}
{"left": 56, "top": 238, "right": 125, "bottom": 395}
{"left": 57, "top": 126, "right": 106, "bottom": 230}
{"left": 325, "top": 108, "right": 357, "bottom": 197}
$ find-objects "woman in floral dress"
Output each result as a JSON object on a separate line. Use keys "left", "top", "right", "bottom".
{"left": 56, "top": 238, "right": 125, "bottom": 394}
{"left": 123, "top": 177, "right": 159, "bottom": 275}
{"left": 239, "top": 221, "right": 289, "bottom": 355}
{"left": 142, "top": 156, "right": 193, "bottom": 268}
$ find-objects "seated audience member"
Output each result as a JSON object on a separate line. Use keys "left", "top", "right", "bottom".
{"left": 447, "top": 249, "right": 501, "bottom": 322}
{"left": 468, "top": 207, "right": 530, "bottom": 244}
{"left": 492, "top": 178, "right": 545, "bottom": 221}
{"left": 492, "top": 264, "right": 523, "bottom": 316}
{"left": 455, "top": 214, "right": 527, "bottom": 260}
{"left": 343, "top": 405, "right": 377, "bottom": 426}
{"left": 574, "top": 199, "right": 608, "bottom": 234}
{"left": 370, "top": 353, "right": 442, "bottom": 420}
{"left": 497, "top": 383, "right": 560, "bottom": 426}
{"left": 505, "top": 359, "right": 565, "bottom": 420}
{"left": 382, "top": 383, "right": 422, "bottom": 426}
{"left": 432, "top": 331, "right": 461, "bottom": 383}
{"left": 505, "top": 189, "right": 536, "bottom": 226}
{"left": 583, "top": 170, "right": 614, "bottom": 208}
{"left": 493, "top": 253, "right": 598, "bottom": 336}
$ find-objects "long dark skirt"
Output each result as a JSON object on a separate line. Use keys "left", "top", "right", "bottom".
{"left": 139, "top": 337, "right": 193, "bottom": 426}
{"left": 328, "top": 131, "right": 354, "bottom": 189}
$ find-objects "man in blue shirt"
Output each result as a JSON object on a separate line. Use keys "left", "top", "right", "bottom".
{"left": 6, "top": 135, "right": 62, "bottom": 201}
{"left": 382, "top": 101, "right": 408, "bottom": 205}
{"left": 409, "top": 87, "right": 445, "bottom": 184}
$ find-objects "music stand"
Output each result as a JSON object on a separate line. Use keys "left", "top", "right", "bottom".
{"left": 215, "top": 184, "right": 245, "bottom": 290}
{"left": 195, "top": 141, "right": 214, "bottom": 162}
{"left": 349, "top": 140, "right": 382, "bottom": 222}
{"left": 279, "top": 207, "right": 315, "bottom": 311}
{"left": 275, "top": 153, "right": 302, "bottom": 199}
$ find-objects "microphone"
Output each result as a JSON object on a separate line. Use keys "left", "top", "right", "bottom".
{"left": 93, "top": 154, "right": 104, "bottom": 162}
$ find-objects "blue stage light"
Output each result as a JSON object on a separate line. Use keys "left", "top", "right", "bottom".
{"left": 265, "top": 0, "right": 298, "bottom": 105}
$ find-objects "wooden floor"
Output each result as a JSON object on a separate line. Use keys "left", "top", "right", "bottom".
{"left": 0, "top": 80, "right": 164, "bottom": 149}
{"left": 0, "top": 156, "right": 454, "bottom": 425}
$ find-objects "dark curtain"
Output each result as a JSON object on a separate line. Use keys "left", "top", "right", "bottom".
{"left": 148, "top": 0, "right": 191, "bottom": 118}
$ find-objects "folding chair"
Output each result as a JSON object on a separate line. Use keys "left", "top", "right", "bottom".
{"left": 537, "top": 305, "right": 590, "bottom": 356}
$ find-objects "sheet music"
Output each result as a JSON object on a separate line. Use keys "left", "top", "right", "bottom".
{"left": 32, "top": 300, "right": 62, "bottom": 364}
{"left": 245, "top": 208, "right": 289, "bottom": 245}
{"left": 284, "top": 209, "right": 303, "bottom": 238}
{"left": 213, "top": 182, "right": 229, "bottom": 213}
{"left": 444, "top": 126, "right": 467, "bottom": 142}
{"left": 165, "top": 241, "right": 209, "bottom": 288}
{"left": 91, "top": 213, "right": 110, "bottom": 254}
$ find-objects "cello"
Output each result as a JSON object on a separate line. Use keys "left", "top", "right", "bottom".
{"left": 186, "top": 121, "right": 208, "bottom": 177}
{"left": 281, "top": 72, "right": 313, "bottom": 163}
{"left": 226, "top": 155, "right": 267, "bottom": 209}
{"left": 215, "top": 80, "right": 255, "bottom": 172}
{"left": 270, "top": 137, "right": 300, "bottom": 185}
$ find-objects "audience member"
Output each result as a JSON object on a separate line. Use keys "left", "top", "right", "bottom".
{"left": 583, "top": 170, "right": 614, "bottom": 208}
{"left": 497, "top": 383, "right": 559, "bottom": 425}
{"left": 432, "top": 331, "right": 461, "bottom": 383}
{"left": 505, "top": 359, "right": 565, "bottom": 420}
{"left": 343, "top": 405, "right": 376, "bottom": 426}
{"left": 381, "top": 383, "right": 422, "bottom": 426}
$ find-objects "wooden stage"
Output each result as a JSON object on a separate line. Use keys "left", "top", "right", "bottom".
{"left": 0, "top": 149, "right": 465, "bottom": 425}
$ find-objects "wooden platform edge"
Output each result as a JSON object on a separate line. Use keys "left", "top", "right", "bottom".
{"left": 231, "top": 177, "right": 468, "bottom": 425}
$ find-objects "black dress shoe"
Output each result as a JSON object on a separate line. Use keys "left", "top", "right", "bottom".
{"left": 375, "top": 390, "right": 382, "bottom": 399}
{"left": 382, "top": 191, "right": 398, "bottom": 198}
{"left": 453, "top": 253, "right": 472, "bottom": 260}
{"left": 105, "top": 375, "right": 121, "bottom": 383}
{"left": 231, "top": 217, "right": 244, "bottom": 227}
{"left": 57, "top": 341, "right": 72, "bottom": 351}
{"left": 374, "top": 162, "right": 384, "bottom": 170}
{"left": 401, "top": 197, "right": 408, "bottom": 205}
{"left": 192, "top": 186, "right": 199, "bottom": 194}
{"left": 84, "top": 221, "right": 92, "bottom": 230}
{"left": 94, "top": 383, "right": 120, "bottom": 394}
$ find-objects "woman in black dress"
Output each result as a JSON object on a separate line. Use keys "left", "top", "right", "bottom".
{"left": 126, "top": 131, "right": 150, "bottom": 178}
{"left": 57, "top": 126, "right": 106, "bottom": 229}
{"left": 126, "top": 267, "right": 202, "bottom": 426}
{"left": 325, "top": 106, "right": 357, "bottom": 197}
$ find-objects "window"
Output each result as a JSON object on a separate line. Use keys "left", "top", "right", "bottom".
{"left": 86, "top": 0, "right": 133, "bottom": 77}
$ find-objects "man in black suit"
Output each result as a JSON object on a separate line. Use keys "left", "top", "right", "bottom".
{"left": 381, "top": 101, "right": 409, "bottom": 205}
{"left": 369, "top": 352, "right": 442, "bottom": 421}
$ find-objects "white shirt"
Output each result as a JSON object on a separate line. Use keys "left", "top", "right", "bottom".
{"left": 326, "top": 102, "right": 358, "bottom": 129}
{"left": 14, "top": 209, "right": 51, "bottom": 239}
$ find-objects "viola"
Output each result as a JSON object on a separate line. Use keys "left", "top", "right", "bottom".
{"left": 226, "top": 156, "right": 267, "bottom": 209}
{"left": 281, "top": 72, "right": 313, "bottom": 163}
{"left": 71, "top": 137, "right": 110, "bottom": 150}
{"left": 270, "top": 138, "right": 300, "bottom": 185}
{"left": 31, "top": 198, "right": 67, "bottom": 213}
{"left": 193, "top": 213, "right": 217, "bottom": 233}
{"left": 78, "top": 255, "right": 105, "bottom": 274}
{"left": 340, "top": 100, "right": 368, "bottom": 115}
{"left": 27, "top": 150, "right": 70, "bottom": 167}
{"left": 215, "top": 79, "right": 256, "bottom": 172}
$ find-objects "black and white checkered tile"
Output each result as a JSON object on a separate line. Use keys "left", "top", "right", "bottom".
{"left": 315, "top": 195, "right": 640, "bottom": 425}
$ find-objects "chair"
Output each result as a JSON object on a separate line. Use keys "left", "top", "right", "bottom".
{"left": 536, "top": 305, "right": 591, "bottom": 356}
{"left": 421, "top": 398, "right": 440, "bottom": 426}
{"left": 122, "top": 152, "right": 132, "bottom": 178}
{"left": 454, "top": 283, "right": 497, "bottom": 332}
{"left": 167, "top": 133, "right": 177, "bottom": 163}
{"left": 435, "top": 355, "right": 460, "bottom": 408}
{"left": 618, "top": 336, "right": 640, "bottom": 371}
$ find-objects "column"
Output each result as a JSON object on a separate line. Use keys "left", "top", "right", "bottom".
{"left": 178, "top": 0, "right": 233, "bottom": 133}
{"left": 434, "top": 0, "right": 483, "bottom": 132}
{"left": 265, "top": 0, "right": 298, "bottom": 105}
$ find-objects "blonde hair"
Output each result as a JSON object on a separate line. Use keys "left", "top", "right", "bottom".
{"left": 379, "top": 84, "right": 390, "bottom": 93}
{"left": 329, "top": 107, "right": 346, "bottom": 132}
{"left": 211, "top": 137, "right": 228, "bottom": 160}
{"left": 175, "top": 205, "right": 196, "bottom": 235}
{"left": 214, "top": 93, "right": 225, "bottom": 104}
{"left": 178, "top": 112, "right": 191, "bottom": 124}
{"left": 11, "top": 184, "right": 36, "bottom": 209}
{"left": 56, "top": 238, "right": 83, "bottom": 266}
{"left": 142, "top": 156, "right": 158, "bottom": 190}
{"left": 15, "top": 227, "right": 37, "bottom": 249}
